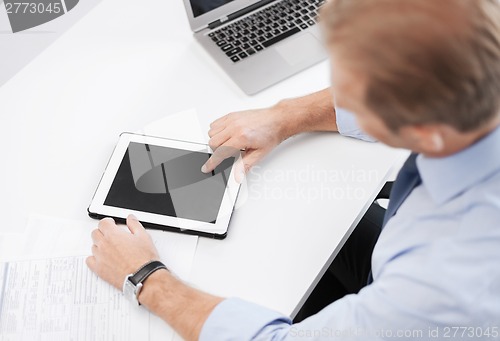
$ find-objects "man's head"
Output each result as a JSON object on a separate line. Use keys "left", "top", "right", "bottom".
{"left": 322, "top": 0, "right": 500, "bottom": 155}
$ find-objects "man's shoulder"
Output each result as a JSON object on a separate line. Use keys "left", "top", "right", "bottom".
{"left": 460, "top": 168, "right": 500, "bottom": 218}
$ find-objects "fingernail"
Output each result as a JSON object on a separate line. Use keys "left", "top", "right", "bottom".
{"left": 129, "top": 214, "right": 138, "bottom": 220}
{"left": 201, "top": 164, "right": 208, "bottom": 173}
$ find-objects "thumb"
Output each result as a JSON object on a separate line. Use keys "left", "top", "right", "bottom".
{"left": 234, "top": 150, "right": 263, "bottom": 183}
{"left": 126, "top": 214, "right": 145, "bottom": 234}
{"left": 242, "top": 149, "right": 265, "bottom": 173}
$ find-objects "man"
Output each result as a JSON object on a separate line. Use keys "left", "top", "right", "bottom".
{"left": 87, "top": 0, "right": 500, "bottom": 339}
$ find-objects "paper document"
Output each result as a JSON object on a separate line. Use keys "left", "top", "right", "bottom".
{"left": 0, "top": 256, "right": 151, "bottom": 341}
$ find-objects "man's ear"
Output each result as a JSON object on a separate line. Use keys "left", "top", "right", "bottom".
{"left": 402, "top": 124, "right": 445, "bottom": 154}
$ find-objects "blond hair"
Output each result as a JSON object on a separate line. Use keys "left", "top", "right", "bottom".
{"left": 322, "top": 0, "right": 500, "bottom": 132}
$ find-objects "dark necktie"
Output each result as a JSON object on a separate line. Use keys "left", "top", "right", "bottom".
{"left": 366, "top": 153, "right": 421, "bottom": 285}
{"left": 382, "top": 153, "right": 422, "bottom": 227}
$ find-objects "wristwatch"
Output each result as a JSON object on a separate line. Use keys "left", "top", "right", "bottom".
{"left": 122, "top": 260, "right": 168, "bottom": 306}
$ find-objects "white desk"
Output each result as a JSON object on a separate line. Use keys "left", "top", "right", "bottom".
{"left": 0, "top": 0, "right": 408, "bottom": 322}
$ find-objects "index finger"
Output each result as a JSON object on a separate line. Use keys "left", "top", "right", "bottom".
{"left": 201, "top": 142, "right": 240, "bottom": 173}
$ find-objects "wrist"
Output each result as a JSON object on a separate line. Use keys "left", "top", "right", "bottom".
{"left": 272, "top": 89, "right": 338, "bottom": 140}
{"left": 137, "top": 267, "right": 172, "bottom": 311}
{"left": 123, "top": 260, "right": 168, "bottom": 306}
{"left": 137, "top": 269, "right": 223, "bottom": 341}
{"left": 272, "top": 98, "right": 306, "bottom": 141}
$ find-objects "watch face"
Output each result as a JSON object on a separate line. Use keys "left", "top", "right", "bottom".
{"left": 123, "top": 277, "right": 140, "bottom": 306}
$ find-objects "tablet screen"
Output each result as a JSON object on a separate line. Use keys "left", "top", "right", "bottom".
{"left": 103, "top": 142, "right": 234, "bottom": 224}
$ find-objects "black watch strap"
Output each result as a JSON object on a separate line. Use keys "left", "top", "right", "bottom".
{"left": 129, "top": 260, "right": 167, "bottom": 286}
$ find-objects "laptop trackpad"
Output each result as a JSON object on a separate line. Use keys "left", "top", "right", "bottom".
{"left": 276, "top": 33, "right": 324, "bottom": 66}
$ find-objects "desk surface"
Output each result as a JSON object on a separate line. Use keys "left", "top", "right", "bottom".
{"left": 0, "top": 0, "right": 408, "bottom": 318}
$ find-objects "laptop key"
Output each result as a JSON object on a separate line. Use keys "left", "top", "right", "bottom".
{"left": 221, "top": 44, "right": 234, "bottom": 52}
{"left": 300, "top": 23, "right": 308, "bottom": 29}
{"left": 216, "top": 41, "right": 226, "bottom": 47}
{"left": 255, "top": 45, "right": 263, "bottom": 51}
{"left": 226, "top": 47, "right": 242, "bottom": 57}
{"left": 262, "top": 26, "right": 300, "bottom": 48}
{"left": 247, "top": 48, "right": 256, "bottom": 55}
{"left": 238, "top": 52, "right": 249, "bottom": 59}
{"left": 231, "top": 55, "right": 240, "bottom": 62}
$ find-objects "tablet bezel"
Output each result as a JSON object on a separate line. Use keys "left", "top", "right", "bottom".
{"left": 88, "top": 133, "right": 241, "bottom": 239}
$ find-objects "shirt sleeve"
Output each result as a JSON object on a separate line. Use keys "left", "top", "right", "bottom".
{"left": 199, "top": 298, "right": 292, "bottom": 340}
{"left": 199, "top": 285, "right": 443, "bottom": 341}
{"left": 335, "top": 107, "right": 377, "bottom": 142}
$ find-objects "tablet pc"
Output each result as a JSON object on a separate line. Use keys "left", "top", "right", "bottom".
{"left": 88, "top": 133, "right": 241, "bottom": 239}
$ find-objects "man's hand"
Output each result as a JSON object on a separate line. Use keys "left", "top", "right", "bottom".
{"left": 202, "top": 105, "right": 289, "bottom": 179}
{"left": 86, "top": 215, "right": 160, "bottom": 291}
{"left": 201, "top": 88, "right": 338, "bottom": 179}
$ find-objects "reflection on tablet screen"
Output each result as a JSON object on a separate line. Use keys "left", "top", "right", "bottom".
{"left": 104, "top": 142, "right": 234, "bottom": 223}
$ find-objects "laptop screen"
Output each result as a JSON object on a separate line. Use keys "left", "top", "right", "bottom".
{"left": 190, "top": 0, "right": 236, "bottom": 17}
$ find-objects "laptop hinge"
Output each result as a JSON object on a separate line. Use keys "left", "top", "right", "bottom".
{"left": 207, "top": 0, "right": 275, "bottom": 30}
{"left": 208, "top": 16, "right": 230, "bottom": 30}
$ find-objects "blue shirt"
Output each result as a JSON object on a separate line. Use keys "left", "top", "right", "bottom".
{"left": 335, "top": 108, "right": 377, "bottom": 142}
{"left": 200, "top": 113, "right": 500, "bottom": 340}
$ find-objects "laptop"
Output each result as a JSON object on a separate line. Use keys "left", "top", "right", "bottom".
{"left": 183, "top": 0, "right": 328, "bottom": 95}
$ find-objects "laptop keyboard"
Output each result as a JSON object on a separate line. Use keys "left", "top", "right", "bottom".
{"left": 208, "top": 0, "right": 326, "bottom": 63}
